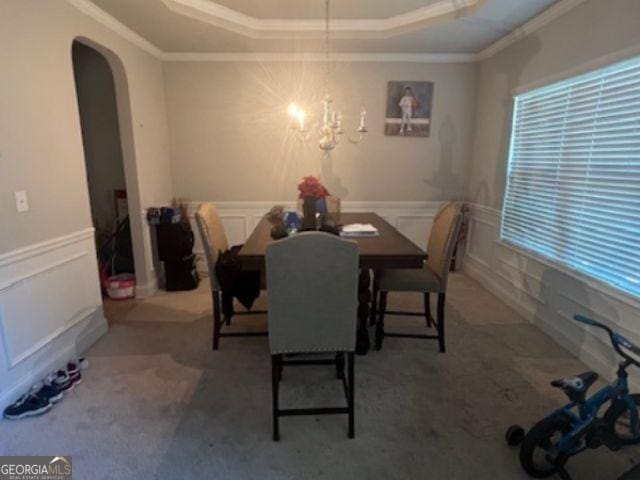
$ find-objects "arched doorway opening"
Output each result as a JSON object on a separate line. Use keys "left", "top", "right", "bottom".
{"left": 71, "top": 38, "right": 147, "bottom": 310}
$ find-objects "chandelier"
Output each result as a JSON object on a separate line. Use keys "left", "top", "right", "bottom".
{"left": 287, "top": 0, "right": 368, "bottom": 154}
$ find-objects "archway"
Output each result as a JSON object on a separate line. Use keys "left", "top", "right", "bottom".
{"left": 71, "top": 37, "right": 148, "bottom": 303}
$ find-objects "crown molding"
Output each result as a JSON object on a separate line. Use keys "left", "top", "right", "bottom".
{"left": 66, "top": 0, "right": 163, "bottom": 59}
{"left": 161, "top": 52, "right": 477, "bottom": 63}
{"left": 66, "top": 0, "right": 590, "bottom": 64}
{"left": 476, "top": 0, "right": 590, "bottom": 60}
{"left": 160, "top": 0, "right": 484, "bottom": 39}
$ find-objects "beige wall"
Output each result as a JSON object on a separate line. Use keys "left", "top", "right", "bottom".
{"left": 467, "top": 0, "right": 640, "bottom": 209}
{"left": 462, "top": 0, "right": 640, "bottom": 388}
{"left": 164, "top": 61, "right": 476, "bottom": 202}
{"left": 0, "top": 0, "right": 174, "bottom": 407}
{"left": 0, "top": 0, "right": 173, "bottom": 258}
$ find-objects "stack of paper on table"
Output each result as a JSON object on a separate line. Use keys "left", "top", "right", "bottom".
{"left": 340, "top": 223, "right": 379, "bottom": 237}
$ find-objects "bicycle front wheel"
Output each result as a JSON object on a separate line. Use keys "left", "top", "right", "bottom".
{"left": 604, "top": 393, "right": 640, "bottom": 445}
{"left": 519, "top": 413, "right": 573, "bottom": 478}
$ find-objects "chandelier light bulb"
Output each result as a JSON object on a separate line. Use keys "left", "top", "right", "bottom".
{"left": 296, "top": 109, "right": 306, "bottom": 131}
{"left": 288, "top": 103, "right": 299, "bottom": 118}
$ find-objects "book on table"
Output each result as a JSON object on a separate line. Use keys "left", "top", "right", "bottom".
{"left": 340, "top": 223, "right": 379, "bottom": 237}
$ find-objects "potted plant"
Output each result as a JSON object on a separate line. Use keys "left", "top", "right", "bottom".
{"left": 297, "top": 176, "right": 330, "bottom": 230}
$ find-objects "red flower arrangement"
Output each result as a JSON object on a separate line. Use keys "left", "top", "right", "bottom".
{"left": 297, "top": 176, "right": 330, "bottom": 199}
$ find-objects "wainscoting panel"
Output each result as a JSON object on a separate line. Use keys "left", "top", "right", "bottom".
{"left": 396, "top": 215, "right": 434, "bottom": 250}
{"left": 462, "top": 203, "right": 640, "bottom": 390}
{"left": 0, "top": 228, "right": 107, "bottom": 407}
{"left": 223, "top": 216, "right": 249, "bottom": 247}
{"left": 186, "top": 201, "right": 442, "bottom": 273}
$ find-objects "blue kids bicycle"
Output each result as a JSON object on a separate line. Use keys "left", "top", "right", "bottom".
{"left": 506, "top": 315, "right": 640, "bottom": 479}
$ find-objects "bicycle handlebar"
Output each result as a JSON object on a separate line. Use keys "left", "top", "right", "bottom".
{"left": 573, "top": 315, "right": 640, "bottom": 366}
{"left": 573, "top": 315, "right": 602, "bottom": 328}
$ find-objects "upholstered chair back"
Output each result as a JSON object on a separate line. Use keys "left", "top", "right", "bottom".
{"left": 426, "top": 202, "right": 462, "bottom": 291}
{"left": 266, "top": 232, "right": 359, "bottom": 355}
{"left": 296, "top": 196, "right": 341, "bottom": 214}
{"left": 195, "top": 203, "right": 229, "bottom": 291}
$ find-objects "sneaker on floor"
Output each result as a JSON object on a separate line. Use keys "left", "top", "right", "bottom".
{"left": 32, "top": 376, "right": 63, "bottom": 405}
{"left": 3, "top": 393, "right": 52, "bottom": 420}
{"left": 77, "top": 357, "right": 89, "bottom": 370}
{"left": 53, "top": 370, "right": 75, "bottom": 393}
{"left": 66, "top": 362, "right": 82, "bottom": 386}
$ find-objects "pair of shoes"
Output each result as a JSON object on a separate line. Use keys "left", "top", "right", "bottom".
{"left": 3, "top": 359, "right": 88, "bottom": 420}
{"left": 33, "top": 374, "right": 64, "bottom": 404}
{"left": 3, "top": 392, "right": 52, "bottom": 420}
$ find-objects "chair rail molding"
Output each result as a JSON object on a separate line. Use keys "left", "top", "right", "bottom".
{"left": 0, "top": 228, "right": 107, "bottom": 408}
{"left": 462, "top": 202, "right": 640, "bottom": 391}
{"left": 0, "top": 228, "right": 94, "bottom": 268}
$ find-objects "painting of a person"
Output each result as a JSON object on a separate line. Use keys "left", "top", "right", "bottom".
{"left": 399, "top": 86, "right": 415, "bottom": 134}
{"left": 385, "top": 81, "right": 433, "bottom": 137}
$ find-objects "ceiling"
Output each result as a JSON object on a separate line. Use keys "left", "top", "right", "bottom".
{"left": 211, "top": 0, "right": 445, "bottom": 19}
{"left": 88, "top": 0, "right": 561, "bottom": 54}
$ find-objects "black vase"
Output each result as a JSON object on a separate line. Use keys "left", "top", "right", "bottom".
{"left": 301, "top": 196, "right": 317, "bottom": 230}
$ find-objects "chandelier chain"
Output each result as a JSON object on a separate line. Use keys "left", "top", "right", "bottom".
{"left": 324, "top": 0, "right": 330, "bottom": 93}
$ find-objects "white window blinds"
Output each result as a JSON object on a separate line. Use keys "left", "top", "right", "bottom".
{"left": 501, "top": 55, "right": 640, "bottom": 299}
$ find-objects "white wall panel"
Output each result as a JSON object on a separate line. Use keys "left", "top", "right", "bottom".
{"left": 0, "top": 229, "right": 107, "bottom": 406}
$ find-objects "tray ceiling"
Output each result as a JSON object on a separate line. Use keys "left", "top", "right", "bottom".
{"left": 211, "top": 0, "right": 445, "bottom": 20}
{"left": 87, "top": 0, "right": 561, "bottom": 54}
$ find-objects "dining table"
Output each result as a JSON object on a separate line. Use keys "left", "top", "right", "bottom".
{"left": 237, "top": 212, "right": 427, "bottom": 354}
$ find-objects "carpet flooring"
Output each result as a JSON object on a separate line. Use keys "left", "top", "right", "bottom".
{"left": 1, "top": 273, "right": 637, "bottom": 479}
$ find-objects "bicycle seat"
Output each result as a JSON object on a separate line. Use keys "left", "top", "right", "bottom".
{"left": 551, "top": 371, "right": 598, "bottom": 402}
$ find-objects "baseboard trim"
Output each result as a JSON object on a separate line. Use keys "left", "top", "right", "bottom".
{"left": 136, "top": 275, "right": 159, "bottom": 298}
{"left": 75, "top": 307, "right": 110, "bottom": 354}
{"left": 0, "top": 307, "right": 108, "bottom": 409}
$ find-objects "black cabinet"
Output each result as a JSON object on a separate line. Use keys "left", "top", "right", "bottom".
{"left": 155, "top": 222, "right": 199, "bottom": 291}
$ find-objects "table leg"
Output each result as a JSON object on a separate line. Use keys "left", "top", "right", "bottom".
{"left": 356, "top": 269, "right": 371, "bottom": 355}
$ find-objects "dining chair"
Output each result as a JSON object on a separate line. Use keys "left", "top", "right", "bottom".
{"left": 195, "top": 203, "right": 267, "bottom": 350}
{"left": 266, "top": 232, "right": 359, "bottom": 441}
{"left": 373, "top": 202, "right": 462, "bottom": 353}
{"left": 296, "top": 195, "right": 341, "bottom": 213}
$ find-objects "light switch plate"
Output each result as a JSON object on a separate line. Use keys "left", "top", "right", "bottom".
{"left": 14, "top": 190, "right": 29, "bottom": 213}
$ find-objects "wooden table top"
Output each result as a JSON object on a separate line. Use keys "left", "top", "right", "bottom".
{"left": 238, "top": 212, "right": 426, "bottom": 270}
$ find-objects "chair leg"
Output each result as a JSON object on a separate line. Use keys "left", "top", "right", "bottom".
{"left": 222, "top": 291, "right": 234, "bottom": 325}
{"left": 374, "top": 291, "right": 388, "bottom": 350}
{"left": 271, "top": 354, "right": 281, "bottom": 441}
{"left": 212, "top": 290, "right": 221, "bottom": 351}
{"left": 437, "top": 293, "right": 446, "bottom": 353}
{"left": 424, "top": 292, "right": 434, "bottom": 328}
{"left": 370, "top": 270, "right": 380, "bottom": 326}
{"left": 347, "top": 352, "right": 355, "bottom": 439}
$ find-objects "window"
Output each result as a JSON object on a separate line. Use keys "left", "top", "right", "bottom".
{"left": 501, "top": 55, "right": 640, "bottom": 299}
